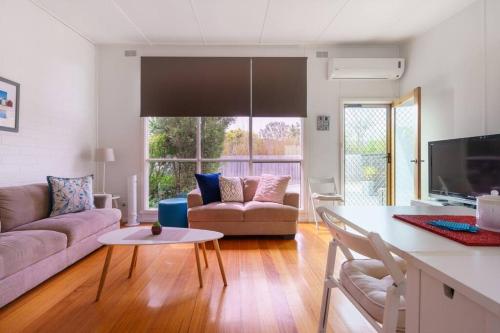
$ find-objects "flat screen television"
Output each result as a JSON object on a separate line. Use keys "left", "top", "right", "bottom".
{"left": 429, "top": 134, "right": 500, "bottom": 204}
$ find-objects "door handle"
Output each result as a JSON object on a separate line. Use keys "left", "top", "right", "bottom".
{"left": 410, "top": 159, "right": 425, "bottom": 163}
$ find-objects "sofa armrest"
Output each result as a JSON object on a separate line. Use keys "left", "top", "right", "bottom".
{"left": 283, "top": 192, "right": 299, "bottom": 208}
{"left": 94, "top": 193, "right": 112, "bottom": 209}
{"left": 188, "top": 189, "right": 203, "bottom": 208}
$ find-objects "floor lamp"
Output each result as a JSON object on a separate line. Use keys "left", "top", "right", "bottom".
{"left": 95, "top": 148, "right": 115, "bottom": 194}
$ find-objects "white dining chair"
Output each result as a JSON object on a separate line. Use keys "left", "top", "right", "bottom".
{"left": 309, "top": 177, "right": 343, "bottom": 229}
{"left": 316, "top": 207, "right": 407, "bottom": 333}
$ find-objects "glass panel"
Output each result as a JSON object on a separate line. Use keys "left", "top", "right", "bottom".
{"left": 201, "top": 117, "right": 249, "bottom": 159}
{"left": 201, "top": 161, "right": 250, "bottom": 177}
{"left": 252, "top": 117, "right": 302, "bottom": 160}
{"left": 394, "top": 102, "right": 418, "bottom": 205}
{"left": 252, "top": 162, "right": 301, "bottom": 194}
{"left": 148, "top": 161, "right": 197, "bottom": 208}
{"left": 344, "top": 106, "right": 388, "bottom": 206}
{"left": 148, "top": 117, "right": 197, "bottom": 158}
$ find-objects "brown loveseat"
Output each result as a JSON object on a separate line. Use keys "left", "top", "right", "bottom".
{"left": 187, "top": 176, "right": 299, "bottom": 237}
{"left": 0, "top": 183, "right": 121, "bottom": 307}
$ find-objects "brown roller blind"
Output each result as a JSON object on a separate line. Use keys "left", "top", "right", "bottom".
{"left": 252, "top": 57, "right": 307, "bottom": 117}
{"left": 141, "top": 57, "right": 250, "bottom": 117}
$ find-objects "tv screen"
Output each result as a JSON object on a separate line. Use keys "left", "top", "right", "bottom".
{"left": 429, "top": 134, "right": 500, "bottom": 201}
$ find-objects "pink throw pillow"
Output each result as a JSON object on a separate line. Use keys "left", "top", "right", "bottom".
{"left": 253, "top": 174, "right": 291, "bottom": 204}
{"left": 243, "top": 176, "right": 260, "bottom": 202}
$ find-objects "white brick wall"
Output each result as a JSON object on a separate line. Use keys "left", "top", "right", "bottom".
{"left": 0, "top": 0, "right": 96, "bottom": 187}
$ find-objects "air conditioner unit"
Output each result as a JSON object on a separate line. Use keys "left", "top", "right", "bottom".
{"left": 328, "top": 58, "right": 405, "bottom": 80}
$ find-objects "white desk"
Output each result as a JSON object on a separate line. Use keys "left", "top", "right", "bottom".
{"left": 329, "top": 206, "right": 500, "bottom": 333}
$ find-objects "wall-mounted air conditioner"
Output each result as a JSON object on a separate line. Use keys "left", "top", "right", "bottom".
{"left": 328, "top": 58, "right": 405, "bottom": 80}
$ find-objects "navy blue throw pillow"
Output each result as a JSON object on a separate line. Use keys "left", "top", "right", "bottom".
{"left": 195, "top": 173, "right": 221, "bottom": 204}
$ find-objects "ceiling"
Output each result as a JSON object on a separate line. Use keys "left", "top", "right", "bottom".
{"left": 31, "top": 0, "right": 478, "bottom": 45}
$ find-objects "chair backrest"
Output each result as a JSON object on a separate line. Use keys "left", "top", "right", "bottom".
{"left": 316, "top": 206, "right": 380, "bottom": 260}
{"left": 308, "top": 177, "right": 338, "bottom": 194}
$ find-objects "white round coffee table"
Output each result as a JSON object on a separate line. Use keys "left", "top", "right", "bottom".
{"left": 95, "top": 227, "right": 226, "bottom": 301}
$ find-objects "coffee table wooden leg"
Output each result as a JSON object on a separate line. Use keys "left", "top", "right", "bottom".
{"left": 194, "top": 243, "right": 203, "bottom": 288}
{"left": 128, "top": 245, "right": 139, "bottom": 278}
{"left": 96, "top": 246, "right": 114, "bottom": 301}
{"left": 213, "top": 240, "right": 227, "bottom": 286}
{"left": 201, "top": 242, "right": 208, "bottom": 268}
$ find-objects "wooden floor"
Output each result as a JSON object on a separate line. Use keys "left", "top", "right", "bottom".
{"left": 0, "top": 223, "right": 374, "bottom": 333}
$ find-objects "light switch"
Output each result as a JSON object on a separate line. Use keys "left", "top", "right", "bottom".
{"left": 317, "top": 115, "right": 330, "bottom": 131}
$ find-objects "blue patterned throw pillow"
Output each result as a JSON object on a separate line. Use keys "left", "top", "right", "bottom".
{"left": 47, "top": 175, "right": 95, "bottom": 217}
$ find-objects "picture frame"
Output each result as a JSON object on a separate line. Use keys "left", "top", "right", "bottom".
{"left": 0, "top": 76, "right": 20, "bottom": 132}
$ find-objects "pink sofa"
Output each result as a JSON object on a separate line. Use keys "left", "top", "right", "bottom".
{"left": 0, "top": 183, "right": 121, "bottom": 307}
{"left": 187, "top": 176, "right": 299, "bottom": 237}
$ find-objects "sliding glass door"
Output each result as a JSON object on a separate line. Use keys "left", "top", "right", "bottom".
{"left": 343, "top": 88, "right": 421, "bottom": 206}
{"left": 343, "top": 105, "right": 391, "bottom": 205}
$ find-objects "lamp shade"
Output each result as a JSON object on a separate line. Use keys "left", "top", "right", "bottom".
{"left": 95, "top": 148, "right": 115, "bottom": 162}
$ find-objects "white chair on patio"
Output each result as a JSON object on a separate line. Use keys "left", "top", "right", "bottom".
{"left": 308, "top": 177, "right": 343, "bottom": 229}
{"left": 316, "top": 207, "right": 407, "bottom": 333}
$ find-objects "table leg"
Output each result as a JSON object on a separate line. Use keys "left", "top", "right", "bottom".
{"left": 201, "top": 242, "right": 208, "bottom": 268}
{"left": 128, "top": 245, "right": 139, "bottom": 278}
{"left": 213, "top": 239, "right": 227, "bottom": 286}
{"left": 194, "top": 243, "right": 203, "bottom": 288}
{"left": 95, "top": 246, "right": 114, "bottom": 301}
{"left": 405, "top": 264, "right": 421, "bottom": 333}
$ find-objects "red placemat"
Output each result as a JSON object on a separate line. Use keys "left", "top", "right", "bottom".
{"left": 393, "top": 214, "right": 500, "bottom": 246}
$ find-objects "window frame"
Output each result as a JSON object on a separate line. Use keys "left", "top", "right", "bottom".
{"left": 142, "top": 117, "right": 304, "bottom": 213}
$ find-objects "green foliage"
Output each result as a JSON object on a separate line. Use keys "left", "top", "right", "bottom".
{"left": 202, "top": 162, "right": 223, "bottom": 174}
{"left": 363, "top": 166, "right": 379, "bottom": 180}
{"left": 253, "top": 121, "right": 301, "bottom": 156}
{"left": 345, "top": 139, "right": 386, "bottom": 154}
{"left": 148, "top": 117, "right": 233, "bottom": 208}
{"left": 222, "top": 120, "right": 301, "bottom": 157}
{"left": 148, "top": 117, "right": 197, "bottom": 158}
{"left": 223, "top": 128, "right": 248, "bottom": 156}
{"left": 201, "top": 117, "right": 235, "bottom": 158}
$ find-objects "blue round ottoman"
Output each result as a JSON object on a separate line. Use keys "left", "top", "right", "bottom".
{"left": 158, "top": 198, "right": 188, "bottom": 228}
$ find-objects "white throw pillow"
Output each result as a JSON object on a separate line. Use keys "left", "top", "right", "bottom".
{"left": 219, "top": 176, "right": 244, "bottom": 203}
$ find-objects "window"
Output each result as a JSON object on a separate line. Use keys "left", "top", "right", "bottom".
{"left": 145, "top": 117, "right": 303, "bottom": 209}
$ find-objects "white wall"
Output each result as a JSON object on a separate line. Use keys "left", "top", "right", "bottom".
{"left": 400, "top": 0, "right": 500, "bottom": 197}
{"left": 0, "top": 0, "right": 96, "bottom": 186}
{"left": 97, "top": 44, "right": 399, "bottom": 219}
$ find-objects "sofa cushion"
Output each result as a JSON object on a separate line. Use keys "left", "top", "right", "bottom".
{"left": 188, "top": 202, "right": 244, "bottom": 222}
{"left": 187, "top": 189, "right": 203, "bottom": 208}
{"left": 0, "top": 183, "right": 50, "bottom": 232}
{"left": 242, "top": 176, "right": 260, "bottom": 202}
{"left": 0, "top": 230, "right": 67, "bottom": 279}
{"left": 243, "top": 201, "right": 298, "bottom": 222}
{"left": 14, "top": 208, "right": 121, "bottom": 246}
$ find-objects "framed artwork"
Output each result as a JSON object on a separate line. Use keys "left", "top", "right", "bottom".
{"left": 0, "top": 76, "right": 20, "bottom": 132}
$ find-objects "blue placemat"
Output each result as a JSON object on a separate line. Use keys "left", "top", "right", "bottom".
{"left": 428, "top": 220, "right": 479, "bottom": 233}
